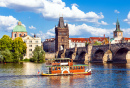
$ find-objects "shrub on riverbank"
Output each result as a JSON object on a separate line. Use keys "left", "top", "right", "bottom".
{"left": 30, "top": 46, "right": 45, "bottom": 63}
{"left": 21, "top": 59, "right": 30, "bottom": 62}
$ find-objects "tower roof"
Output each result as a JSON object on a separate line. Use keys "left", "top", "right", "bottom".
{"left": 13, "top": 21, "right": 27, "bottom": 32}
{"left": 116, "top": 18, "right": 120, "bottom": 25}
{"left": 114, "top": 18, "right": 123, "bottom": 32}
{"left": 58, "top": 17, "right": 64, "bottom": 28}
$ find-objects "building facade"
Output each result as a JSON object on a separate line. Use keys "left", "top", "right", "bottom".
{"left": 12, "top": 21, "right": 27, "bottom": 40}
{"left": 55, "top": 17, "right": 69, "bottom": 52}
{"left": 43, "top": 38, "right": 55, "bottom": 52}
{"left": 22, "top": 35, "right": 41, "bottom": 59}
{"left": 12, "top": 21, "right": 42, "bottom": 59}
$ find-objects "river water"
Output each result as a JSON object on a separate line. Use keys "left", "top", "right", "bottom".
{"left": 0, "top": 62, "right": 130, "bottom": 88}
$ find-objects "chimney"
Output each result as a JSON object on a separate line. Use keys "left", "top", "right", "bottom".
{"left": 104, "top": 34, "right": 105, "bottom": 38}
{"left": 34, "top": 34, "right": 36, "bottom": 38}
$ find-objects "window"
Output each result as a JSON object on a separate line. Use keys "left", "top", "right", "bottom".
{"left": 29, "top": 49, "right": 32, "bottom": 51}
{"left": 29, "top": 53, "right": 32, "bottom": 56}
{"left": 70, "top": 67, "right": 72, "bottom": 70}
{"left": 63, "top": 33, "right": 66, "bottom": 35}
{"left": 29, "top": 40, "right": 32, "bottom": 43}
{"left": 19, "top": 34, "right": 21, "bottom": 37}
{"left": 73, "top": 67, "right": 75, "bottom": 70}
{"left": 78, "top": 66, "right": 80, "bottom": 69}
{"left": 55, "top": 67, "right": 57, "bottom": 70}
{"left": 35, "top": 45, "right": 38, "bottom": 47}
{"left": 59, "top": 32, "right": 62, "bottom": 35}
{"left": 24, "top": 40, "right": 27, "bottom": 43}
{"left": 35, "top": 41, "right": 38, "bottom": 43}
{"left": 52, "top": 67, "right": 54, "bottom": 71}
{"left": 29, "top": 45, "right": 32, "bottom": 47}
{"left": 24, "top": 34, "right": 26, "bottom": 36}
{"left": 14, "top": 34, "right": 16, "bottom": 37}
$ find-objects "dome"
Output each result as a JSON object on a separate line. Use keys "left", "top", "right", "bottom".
{"left": 13, "top": 21, "right": 27, "bottom": 32}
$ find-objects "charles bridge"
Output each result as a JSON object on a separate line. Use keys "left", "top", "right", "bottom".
{"left": 57, "top": 43, "right": 130, "bottom": 63}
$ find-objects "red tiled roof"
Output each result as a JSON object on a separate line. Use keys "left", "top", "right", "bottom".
{"left": 69, "top": 38, "right": 89, "bottom": 43}
{"left": 124, "top": 37, "right": 130, "bottom": 41}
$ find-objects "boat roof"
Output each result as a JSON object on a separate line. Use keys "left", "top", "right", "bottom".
{"left": 46, "top": 64, "right": 88, "bottom": 67}
{"left": 47, "top": 58, "right": 70, "bottom": 60}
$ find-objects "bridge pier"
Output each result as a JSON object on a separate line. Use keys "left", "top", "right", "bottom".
{"left": 84, "top": 44, "right": 92, "bottom": 63}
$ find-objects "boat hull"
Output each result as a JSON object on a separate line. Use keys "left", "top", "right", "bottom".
{"left": 41, "top": 71, "right": 91, "bottom": 76}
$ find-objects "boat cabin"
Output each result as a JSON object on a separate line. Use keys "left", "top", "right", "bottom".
{"left": 46, "top": 58, "right": 73, "bottom": 66}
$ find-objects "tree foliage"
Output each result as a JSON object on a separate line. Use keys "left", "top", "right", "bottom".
{"left": 12, "top": 37, "right": 26, "bottom": 61}
{"left": 0, "top": 35, "right": 27, "bottom": 63}
{"left": 0, "top": 49, "right": 13, "bottom": 63}
{"left": 85, "top": 42, "right": 90, "bottom": 46}
{"left": 93, "top": 41, "right": 101, "bottom": 46}
{"left": 0, "top": 35, "right": 13, "bottom": 51}
{"left": 30, "top": 46, "right": 45, "bottom": 63}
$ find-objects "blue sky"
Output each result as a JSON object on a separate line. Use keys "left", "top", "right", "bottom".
{"left": 0, "top": 0, "right": 130, "bottom": 41}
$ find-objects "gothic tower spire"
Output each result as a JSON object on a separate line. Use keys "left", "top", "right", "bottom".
{"left": 55, "top": 17, "right": 69, "bottom": 52}
{"left": 58, "top": 17, "right": 64, "bottom": 28}
{"left": 113, "top": 18, "right": 123, "bottom": 38}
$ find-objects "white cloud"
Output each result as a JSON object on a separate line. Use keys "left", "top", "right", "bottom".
{"left": 29, "top": 25, "right": 36, "bottom": 30}
{"left": 114, "top": 10, "right": 120, "bottom": 14}
{"left": 100, "top": 21, "right": 108, "bottom": 25}
{"left": 32, "top": 27, "right": 55, "bottom": 41}
{"left": 113, "top": 22, "right": 116, "bottom": 25}
{"left": 68, "top": 24, "right": 112, "bottom": 36}
{"left": 124, "top": 11, "right": 130, "bottom": 24}
{"left": 35, "top": 23, "right": 114, "bottom": 41}
{"left": 0, "top": 15, "right": 18, "bottom": 32}
{"left": 0, "top": 0, "right": 105, "bottom": 24}
{"left": 0, "top": 15, "right": 26, "bottom": 32}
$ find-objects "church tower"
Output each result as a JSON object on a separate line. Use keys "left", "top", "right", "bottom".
{"left": 55, "top": 17, "right": 69, "bottom": 52}
{"left": 113, "top": 18, "right": 123, "bottom": 38}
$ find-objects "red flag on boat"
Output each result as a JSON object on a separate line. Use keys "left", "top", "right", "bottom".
{"left": 38, "top": 70, "right": 40, "bottom": 74}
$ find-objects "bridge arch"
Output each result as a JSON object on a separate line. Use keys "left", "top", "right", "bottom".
{"left": 93, "top": 49, "right": 104, "bottom": 62}
{"left": 78, "top": 51, "right": 87, "bottom": 61}
{"left": 103, "top": 50, "right": 112, "bottom": 63}
{"left": 67, "top": 51, "right": 74, "bottom": 59}
{"left": 113, "top": 48, "right": 130, "bottom": 63}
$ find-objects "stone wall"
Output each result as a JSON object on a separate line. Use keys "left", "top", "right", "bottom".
{"left": 45, "top": 53, "right": 56, "bottom": 59}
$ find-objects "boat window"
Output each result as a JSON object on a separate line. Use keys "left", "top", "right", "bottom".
{"left": 78, "top": 66, "right": 80, "bottom": 69}
{"left": 70, "top": 67, "right": 72, "bottom": 70}
{"left": 73, "top": 67, "right": 75, "bottom": 70}
{"left": 52, "top": 67, "right": 54, "bottom": 71}
{"left": 76, "top": 66, "right": 77, "bottom": 69}
{"left": 58, "top": 67, "right": 60, "bottom": 70}
{"left": 81, "top": 66, "right": 83, "bottom": 69}
{"left": 55, "top": 67, "right": 57, "bottom": 70}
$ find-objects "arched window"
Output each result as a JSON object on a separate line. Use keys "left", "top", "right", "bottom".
{"left": 19, "top": 34, "right": 21, "bottom": 37}
{"left": 14, "top": 34, "right": 16, "bottom": 37}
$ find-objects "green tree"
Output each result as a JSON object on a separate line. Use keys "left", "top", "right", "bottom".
{"left": 0, "top": 35, "right": 13, "bottom": 51}
{"left": 30, "top": 46, "right": 45, "bottom": 63}
{"left": 0, "top": 52, "right": 3, "bottom": 63}
{"left": 0, "top": 49, "right": 13, "bottom": 63}
{"left": 93, "top": 41, "right": 101, "bottom": 46}
{"left": 85, "top": 42, "right": 90, "bottom": 46}
{"left": 12, "top": 37, "right": 26, "bottom": 62}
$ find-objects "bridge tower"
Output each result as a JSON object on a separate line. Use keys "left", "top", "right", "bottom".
{"left": 113, "top": 18, "right": 123, "bottom": 38}
{"left": 55, "top": 17, "right": 69, "bottom": 52}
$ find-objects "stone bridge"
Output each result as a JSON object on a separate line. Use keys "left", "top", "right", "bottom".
{"left": 57, "top": 43, "right": 130, "bottom": 63}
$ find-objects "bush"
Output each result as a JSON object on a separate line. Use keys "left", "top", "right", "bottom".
{"left": 30, "top": 58, "right": 37, "bottom": 62}
{"left": 23, "top": 59, "right": 30, "bottom": 62}
{"left": 31, "top": 46, "right": 45, "bottom": 63}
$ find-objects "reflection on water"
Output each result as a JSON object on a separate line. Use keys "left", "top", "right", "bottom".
{"left": 0, "top": 62, "right": 130, "bottom": 88}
